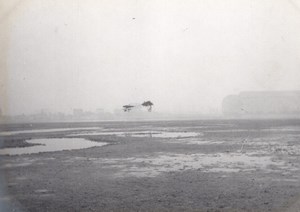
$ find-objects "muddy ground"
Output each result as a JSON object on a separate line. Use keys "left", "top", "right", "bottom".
{"left": 1, "top": 119, "right": 300, "bottom": 211}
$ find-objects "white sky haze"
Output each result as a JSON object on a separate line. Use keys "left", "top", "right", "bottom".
{"left": 1, "top": 0, "right": 300, "bottom": 115}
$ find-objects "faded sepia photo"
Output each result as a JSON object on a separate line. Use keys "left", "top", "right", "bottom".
{"left": 1, "top": 0, "right": 300, "bottom": 211}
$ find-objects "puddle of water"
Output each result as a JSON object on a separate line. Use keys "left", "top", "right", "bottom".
{"left": 0, "top": 138, "right": 107, "bottom": 156}
{"left": 129, "top": 131, "right": 200, "bottom": 138}
{"left": 2, "top": 162, "right": 32, "bottom": 168}
{"left": 204, "top": 129, "right": 256, "bottom": 133}
{"left": 68, "top": 131, "right": 125, "bottom": 136}
{"left": 208, "top": 168, "right": 242, "bottom": 173}
{"left": 166, "top": 139, "right": 224, "bottom": 145}
{"left": 0, "top": 127, "right": 101, "bottom": 136}
{"left": 96, "top": 152, "right": 287, "bottom": 178}
{"left": 204, "top": 127, "right": 300, "bottom": 133}
{"left": 68, "top": 130, "right": 200, "bottom": 138}
{"left": 15, "top": 177, "right": 27, "bottom": 181}
{"left": 264, "top": 126, "right": 300, "bottom": 132}
{"left": 34, "top": 189, "right": 49, "bottom": 193}
{"left": 271, "top": 178, "right": 299, "bottom": 182}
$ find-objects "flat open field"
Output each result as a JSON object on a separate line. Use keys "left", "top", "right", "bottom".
{"left": 1, "top": 119, "right": 300, "bottom": 211}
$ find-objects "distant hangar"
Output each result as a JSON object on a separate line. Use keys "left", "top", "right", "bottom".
{"left": 222, "top": 91, "right": 300, "bottom": 117}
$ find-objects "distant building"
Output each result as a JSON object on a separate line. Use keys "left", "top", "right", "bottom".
{"left": 222, "top": 91, "right": 300, "bottom": 117}
{"left": 73, "top": 109, "right": 84, "bottom": 117}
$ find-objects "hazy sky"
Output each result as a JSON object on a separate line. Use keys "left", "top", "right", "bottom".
{"left": 1, "top": 0, "right": 300, "bottom": 115}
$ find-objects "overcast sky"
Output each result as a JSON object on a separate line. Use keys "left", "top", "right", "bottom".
{"left": 1, "top": 0, "right": 300, "bottom": 115}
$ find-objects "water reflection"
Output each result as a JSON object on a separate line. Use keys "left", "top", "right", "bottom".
{"left": 0, "top": 138, "right": 107, "bottom": 156}
{"left": 0, "top": 127, "right": 101, "bottom": 136}
{"left": 98, "top": 152, "right": 287, "bottom": 178}
{"left": 68, "top": 130, "right": 200, "bottom": 138}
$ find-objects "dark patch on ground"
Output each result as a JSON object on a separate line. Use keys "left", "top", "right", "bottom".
{"left": 0, "top": 138, "right": 36, "bottom": 149}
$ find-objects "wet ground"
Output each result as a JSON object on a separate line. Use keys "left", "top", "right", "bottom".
{"left": 0, "top": 138, "right": 107, "bottom": 155}
{"left": 1, "top": 119, "right": 300, "bottom": 211}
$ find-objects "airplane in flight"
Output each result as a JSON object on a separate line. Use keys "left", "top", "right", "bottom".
{"left": 122, "top": 104, "right": 135, "bottom": 112}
